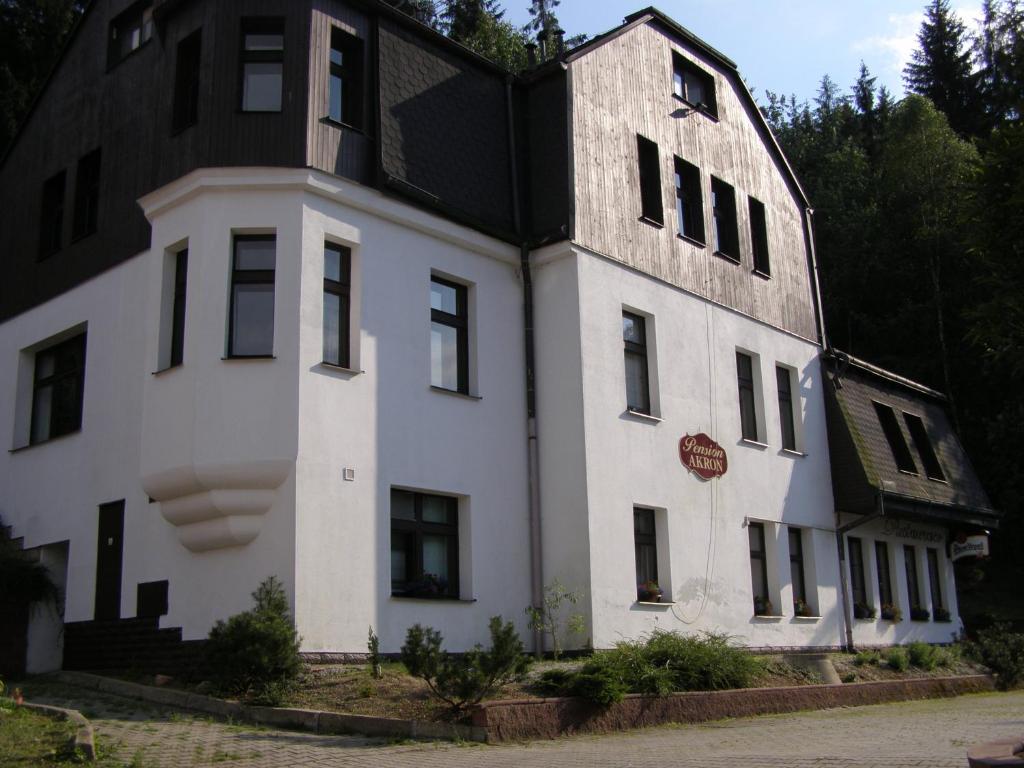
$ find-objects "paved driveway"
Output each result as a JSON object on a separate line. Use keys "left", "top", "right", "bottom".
{"left": 23, "top": 682, "right": 1024, "bottom": 768}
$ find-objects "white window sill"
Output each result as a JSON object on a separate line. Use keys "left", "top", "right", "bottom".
{"left": 752, "top": 614, "right": 784, "bottom": 621}
{"left": 317, "top": 362, "right": 363, "bottom": 376}
{"left": 634, "top": 601, "right": 676, "bottom": 608}
{"left": 430, "top": 386, "right": 482, "bottom": 401}
{"left": 623, "top": 409, "right": 662, "bottom": 424}
{"left": 740, "top": 438, "right": 769, "bottom": 450}
{"left": 780, "top": 448, "right": 807, "bottom": 458}
{"left": 792, "top": 615, "right": 822, "bottom": 622}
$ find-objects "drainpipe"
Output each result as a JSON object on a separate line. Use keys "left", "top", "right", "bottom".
{"left": 506, "top": 76, "right": 544, "bottom": 657}
{"left": 835, "top": 489, "right": 887, "bottom": 651}
{"left": 802, "top": 207, "right": 828, "bottom": 350}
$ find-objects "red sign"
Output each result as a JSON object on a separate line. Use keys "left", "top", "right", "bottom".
{"left": 679, "top": 433, "right": 728, "bottom": 480}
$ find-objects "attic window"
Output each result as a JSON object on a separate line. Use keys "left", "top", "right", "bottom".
{"left": 903, "top": 413, "right": 946, "bottom": 482}
{"left": 636, "top": 135, "right": 664, "bottom": 226}
{"left": 108, "top": 2, "right": 154, "bottom": 67}
{"left": 672, "top": 52, "right": 716, "bottom": 116}
{"left": 873, "top": 401, "right": 918, "bottom": 474}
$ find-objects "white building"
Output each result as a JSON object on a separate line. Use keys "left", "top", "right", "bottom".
{"left": 0, "top": 2, "right": 996, "bottom": 676}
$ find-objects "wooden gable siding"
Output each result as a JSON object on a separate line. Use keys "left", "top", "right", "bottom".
{"left": 569, "top": 22, "right": 818, "bottom": 341}
{"left": 306, "top": 1, "right": 375, "bottom": 184}
{"left": 0, "top": 0, "right": 311, "bottom": 322}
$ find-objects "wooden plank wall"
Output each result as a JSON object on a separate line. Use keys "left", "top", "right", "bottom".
{"left": 569, "top": 22, "right": 818, "bottom": 341}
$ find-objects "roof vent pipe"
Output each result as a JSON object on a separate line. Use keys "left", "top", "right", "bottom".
{"left": 554, "top": 27, "right": 565, "bottom": 58}
{"left": 525, "top": 41, "right": 537, "bottom": 67}
{"left": 536, "top": 31, "right": 547, "bottom": 62}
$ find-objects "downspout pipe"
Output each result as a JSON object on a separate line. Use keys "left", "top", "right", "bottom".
{"left": 835, "top": 493, "right": 885, "bottom": 651}
{"left": 506, "top": 76, "right": 544, "bottom": 657}
{"left": 802, "top": 207, "right": 828, "bottom": 351}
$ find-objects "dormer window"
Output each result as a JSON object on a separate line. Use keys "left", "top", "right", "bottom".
{"left": 108, "top": 2, "right": 154, "bottom": 67}
{"left": 672, "top": 52, "right": 716, "bottom": 116}
{"left": 873, "top": 401, "right": 917, "bottom": 474}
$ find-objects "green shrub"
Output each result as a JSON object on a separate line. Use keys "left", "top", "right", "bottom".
{"left": 205, "top": 576, "right": 301, "bottom": 705}
{"left": 970, "top": 624, "right": 1024, "bottom": 690}
{"left": 401, "top": 617, "right": 530, "bottom": 710}
{"left": 853, "top": 650, "right": 881, "bottom": 666}
{"left": 885, "top": 647, "right": 909, "bottom": 672}
{"left": 907, "top": 641, "right": 939, "bottom": 671}
{"left": 537, "top": 630, "right": 760, "bottom": 706}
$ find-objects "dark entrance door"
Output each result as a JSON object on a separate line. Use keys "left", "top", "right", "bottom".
{"left": 94, "top": 500, "right": 124, "bottom": 620}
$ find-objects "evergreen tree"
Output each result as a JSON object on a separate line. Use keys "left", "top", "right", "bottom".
{"left": 441, "top": 0, "right": 503, "bottom": 42}
{"left": 904, "top": 0, "right": 981, "bottom": 137}
{"left": 976, "top": 0, "right": 1024, "bottom": 123}
{"left": 384, "top": 0, "right": 440, "bottom": 28}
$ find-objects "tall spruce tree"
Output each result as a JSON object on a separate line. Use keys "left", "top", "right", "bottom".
{"left": 904, "top": 0, "right": 981, "bottom": 137}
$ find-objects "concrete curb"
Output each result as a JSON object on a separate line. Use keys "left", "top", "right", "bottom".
{"left": 19, "top": 701, "right": 96, "bottom": 761}
{"left": 967, "top": 739, "right": 1024, "bottom": 766}
{"left": 48, "top": 671, "right": 487, "bottom": 743}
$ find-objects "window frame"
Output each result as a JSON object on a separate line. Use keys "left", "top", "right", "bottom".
{"left": 239, "top": 17, "right": 285, "bottom": 113}
{"left": 776, "top": 365, "right": 797, "bottom": 451}
{"left": 228, "top": 234, "right": 276, "bottom": 358}
{"left": 169, "top": 249, "right": 188, "bottom": 368}
{"left": 749, "top": 196, "right": 770, "bottom": 276}
{"left": 875, "top": 540, "right": 893, "bottom": 607}
{"left": 38, "top": 170, "right": 66, "bottom": 260}
{"left": 903, "top": 412, "right": 947, "bottom": 482}
{"left": 674, "top": 156, "right": 705, "bottom": 245}
{"left": 30, "top": 333, "right": 87, "bottom": 445}
{"left": 873, "top": 401, "right": 918, "bottom": 474}
{"left": 429, "top": 276, "right": 469, "bottom": 394}
{"left": 671, "top": 51, "right": 717, "bottom": 117}
{"left": 636, "top": 134, "right": 664, "bottom": 226}
{"left": 107, "top": 1, "right": 154, "bottom": 69}
{"left": 633, "top": 507, "right": 658, "bottom": 595}
{"left": 328, "top": 27, "right": 364, "bottom": 130}
{"left": 171, "top": 29, "right": 202, "bottom": 134}
{"left": 710, "top": 176, "right": 739, "bottom": 260}
{"left": 904, "top": 545, "right": 923, "bottom": 612}
{"left": 749, "top": 522, "right": 770, "bottom": 613}
{"left": 926, "top": 548, "right": 944, "bottom": 611}
{"left": 322, "top": 242, "right": 351, "bottom": 368}
{"left": 736, "top": 351, "right": 759, "bottom": 442}
{"left": 622, "top": 311, "right": 651, "bottom": 415}
{"left": 390, "top": 490, "right": 460, "bottom": 599}
{"left": 788, "top": 526, "right": 807, "bottom": 607}
{"left": 72, "top": 148, "right": 101, "bottom": 242}
{"left": 848, "top": 536, "right": 868, "bottom": 609}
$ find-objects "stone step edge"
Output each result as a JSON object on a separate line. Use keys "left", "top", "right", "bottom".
{"left": 47, "top": 671, "right": 487, "bottom": 743}
{"left": 19, "top": 701, "right": 96, "bottom": 761}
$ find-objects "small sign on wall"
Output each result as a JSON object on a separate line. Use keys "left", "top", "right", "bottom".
{"left": 951, "top": 534, "right": 989, "bottom": 561}
{"left": 679, "top": 433, "right": 728, "bottom": 480}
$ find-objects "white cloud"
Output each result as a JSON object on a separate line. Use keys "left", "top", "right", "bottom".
{"left": 852, "top": 3, "right": 982, "bottom": 88}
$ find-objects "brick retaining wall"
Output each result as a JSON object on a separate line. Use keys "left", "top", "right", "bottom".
{"left": 472, "top": 675, "right": 997, "bottom": 742}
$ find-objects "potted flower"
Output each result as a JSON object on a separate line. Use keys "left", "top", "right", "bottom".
{"left": 754, "top": 595, "right": 774, "bottom": 616}
{"left": 405, "top": 573, "right": 448, "bottom": 598}
{"left": 910, "top": 606, "right": 930, "bottom": 622}
{"left": 638, "top": 580, "right": 663, "bottom": 602}
{"left": 794, "top": 598, "right": 814, "bottom": 617}
{"left": 853, "top": 602, "right": 877, "bottom": 620}
{"left": 934, "top": 607, "right": 952, "bottom": 622}
{"left": 880, "top": 602, "right": 902, "bottom": 622}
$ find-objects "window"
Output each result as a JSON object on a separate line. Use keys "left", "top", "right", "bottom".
{"left": 169, "top": 249, "right": 188, "bottom": 368}
{"left": 671, "top": 51, "right": 716, "bottom": 115}
{"left": 229, "top": 235, "right": 276, "bottom": 357}
{"left": 39, "top": 171, "right": 66, "bottom": 259}
{"left": 108, "top": 1, "right": 154, "bottom": 67}
{"left": 31, "top": 333, "right": 86, "bottom": 445}
{"left": 634, "top": 507, "right": 658, "bottom": 595}
{"left": 749, "top": 196, "right": 770, "bottom": 275}
{"left": 323, "top": 243, "right": 351, "bottom": 367}
{"left": 329, "top": 28, "right": 364, "bottom": 129}
{"left": 430, "top": 277, "right": 468, "bottom": 393}
{"left": 873, "top": 402, "right": 917, "bottom": 474}
{"left": 848, "top": 536, "right": 867, "bottom": 608}
{"left": 711, "top": 176, "right": 739, "bottom": 259}
{"left": 875, "top": 540, "right": 893, "bottom": 607}
{"left": 674, "top": 157, "right": 704, "bottom": 244}
{"left": 904, "top": 413, "right": 946, "bottom": 481}
{"left": 749, "top": 522, "right": 770, "bottom": 614}
{"left": 777, "top": 365, "right": 796, "bottom": 451}
{"left": 240, "top": 19, "right": 284, "bottom": 112}
{"left": 788, "top": 527, "right": 807, "bottom": 607}
{"left": 622, "top": 311, "right": 651, "bottom": 414}
{"left": 736, "top": 351, "right": 759, "bottom": 441}
{"left": 72, "top": 148, "right": 101, "bottom": 240}
{"left": 637, "top": 134, "right": 663, "bottom": 225}
{"left": 390, "top": 490, "right": 459, "bottom": 598}
{"left": 172, "top": 30, "right": 202, "bottom": 133}
{"left": 904, "top": 545, "right": 922, "bottom": 611}
{"left": 926, "top": 548, "right": 944, "bottom": 611}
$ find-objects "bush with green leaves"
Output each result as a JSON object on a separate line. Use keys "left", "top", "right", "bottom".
{"left": 969, "top": 623, "right": 1024, "bottom": 690}
{"left": 538, "top": 630, "right": 760, "bottom": 706}
{"left": 906, "top": 641, "right": 940, "bottom": 670}
{"left": 854, "top": 650, "right": 881, "bottom": 666}
{"left": 204, "top": 576, "right": 301, "bottom": 705}
{"left": 400, "top": 616, "right": 530, "bottom": 710}
{"left": 885, "top": 647, "right": 909, "bottom": 672}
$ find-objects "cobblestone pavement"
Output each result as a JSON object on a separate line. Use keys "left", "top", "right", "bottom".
{"left": 22, "top": 682, "right": 1024, "bottom": 768}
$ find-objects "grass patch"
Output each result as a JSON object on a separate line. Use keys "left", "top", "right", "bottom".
{"left": 0, "top": 707, "right": 78, "bottom": 766}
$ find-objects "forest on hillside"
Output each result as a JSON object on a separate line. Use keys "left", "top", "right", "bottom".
{"left": 2, "top": 0, "right": 1021, "bottom": 624}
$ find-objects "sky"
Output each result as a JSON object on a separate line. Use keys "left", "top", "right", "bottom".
{"left": 502, "top": 1, "right": 985, "bottom": 106}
